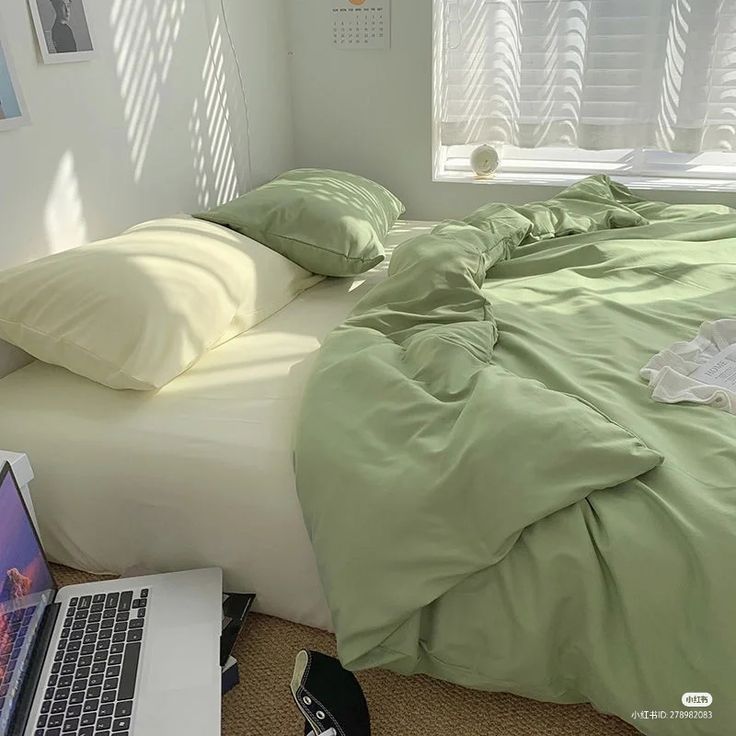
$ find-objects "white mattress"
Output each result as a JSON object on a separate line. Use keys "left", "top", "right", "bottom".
{"left": 0, "top": 220, "right": 436, "bottom": 630}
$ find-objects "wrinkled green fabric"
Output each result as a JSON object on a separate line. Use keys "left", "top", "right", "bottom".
{"left": 295, "top": 177, "right": 736, "bottom": 735}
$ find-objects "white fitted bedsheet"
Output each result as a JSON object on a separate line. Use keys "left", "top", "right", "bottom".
{"left": 0, "top": 221, "right": 436, "bottom": 630}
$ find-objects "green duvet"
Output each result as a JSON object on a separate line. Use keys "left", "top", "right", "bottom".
{"left": 295, "top": 177, "right": 736, "bottom": 736}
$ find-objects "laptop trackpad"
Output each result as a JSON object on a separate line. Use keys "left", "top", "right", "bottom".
{"left": 134, "top": 623, "right": 220, "bottom": 736}
{"left": 143, "top": 624, "right": 217, "bottom": 689}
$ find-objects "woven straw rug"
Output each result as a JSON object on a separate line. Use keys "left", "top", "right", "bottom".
{"left": 52, "top": 564, "right": 639, "bottom": 736}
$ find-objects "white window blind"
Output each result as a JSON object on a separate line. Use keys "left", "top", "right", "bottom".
{"left": 435, "top": 0, "right": 736, "bottom": 154}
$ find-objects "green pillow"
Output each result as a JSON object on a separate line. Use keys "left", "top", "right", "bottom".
{"left": 194, "top": 169, "right": 405, "bottom": 277}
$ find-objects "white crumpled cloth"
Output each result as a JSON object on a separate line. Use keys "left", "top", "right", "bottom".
{"left": 640, "top": 319, "right": 736, "bottom": 414}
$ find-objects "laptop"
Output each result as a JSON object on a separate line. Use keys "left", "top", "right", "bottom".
{"left": 0, "top": 462, "right": 222, "bottom": 736}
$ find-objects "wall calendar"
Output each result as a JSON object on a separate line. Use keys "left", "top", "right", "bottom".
{"left": 331, "top": 0, "right": 391, "bottom": 50}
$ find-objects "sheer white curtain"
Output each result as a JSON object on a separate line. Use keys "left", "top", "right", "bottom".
{"left": 436, "top": 0, "right": 736, "bottom": 153}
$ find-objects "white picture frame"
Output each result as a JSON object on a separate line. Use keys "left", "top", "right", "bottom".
{"left": 28, "top": 0, "right": 95, "bottom": 64}
{"left": 0, "top": 17, "right": 30, "bottom": 132}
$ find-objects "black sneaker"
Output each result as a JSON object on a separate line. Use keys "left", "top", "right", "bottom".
{"left": 290, "top": 650, "right": 370, "bottom": 736}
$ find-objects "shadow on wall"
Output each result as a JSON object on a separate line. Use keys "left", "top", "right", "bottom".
{"left": 35, "top": 0, "right": 251, "bottom": 262}
{"left": 188, "top": 11, "right": 249, "bottom": 210}
{"left": 109, "top": 0, "right": 187, "bottom": 181}
{"left": 109, "top": 0, "right": 248, "bottom": 205}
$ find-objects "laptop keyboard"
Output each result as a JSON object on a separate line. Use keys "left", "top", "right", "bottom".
{"left": 0, "top": 606, "right": 38, "bottom": 709}
{"left": 34, "top": 589, "right": 148, "bottom": 736}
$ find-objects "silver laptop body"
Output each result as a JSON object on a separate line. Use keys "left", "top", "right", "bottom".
{"left": 0, "top": 462, "right": 222, "bottom": 736}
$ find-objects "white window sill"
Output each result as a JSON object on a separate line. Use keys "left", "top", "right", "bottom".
{"left": 434, "top": 171, "right": 736, "bottom": 193}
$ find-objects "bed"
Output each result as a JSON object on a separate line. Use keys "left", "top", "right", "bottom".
{"left": 3, "top": 173, "right": 735, "bottom": 735}
{"left": 295, "top": 177, "right": 736, "bottom": 736}
{"left": 0, "top": 219, "right": 436, "bottom": 631}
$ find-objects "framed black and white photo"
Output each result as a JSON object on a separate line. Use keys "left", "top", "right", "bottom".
{"left": 28, "top": 0, "right": 94, "bottom": 64}
{"left": 0, "top": 18, "right": 29, "bottom": 131}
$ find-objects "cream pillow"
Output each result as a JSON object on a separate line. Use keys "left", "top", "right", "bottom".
{"left": 0, "top": 216, "right": 322, "bottom": 390}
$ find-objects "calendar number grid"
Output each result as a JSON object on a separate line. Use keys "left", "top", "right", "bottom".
{"left": 331, "top": 2, "right": 390, "bottom": 50}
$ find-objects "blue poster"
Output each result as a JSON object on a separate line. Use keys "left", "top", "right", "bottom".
{"left": 0, "top": 37, "right": 23, "bottom": 125}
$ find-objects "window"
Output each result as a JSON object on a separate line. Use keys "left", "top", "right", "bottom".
{"left": 432, "top": 0, "right": 736, "bottom": 188}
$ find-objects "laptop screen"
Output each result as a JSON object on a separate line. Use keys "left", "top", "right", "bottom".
{"left": 0, "top": 464, "right": 56, "bottom": 736}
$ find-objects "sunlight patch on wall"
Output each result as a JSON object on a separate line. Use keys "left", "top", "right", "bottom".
{"left": 110, "top": 0, "right": 186, "bottom": 181}
{"left": 188, "top": 13, "right": 248, "bottom": 209}
{"left": 44, "top": 151, "right": 88, "bottom": 253}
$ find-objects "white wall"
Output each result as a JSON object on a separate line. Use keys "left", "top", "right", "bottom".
{"left": 287, "top": 0, "right": 736, "bottom": 221}
{"left": 0, "top": 0, "right": 294, "bottom": 269}
{"left": 3, "top": 0, "right": 733, "bottom": 255}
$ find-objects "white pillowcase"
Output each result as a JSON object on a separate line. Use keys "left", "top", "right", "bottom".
{"left": 0, "top": 216, "right": 322, "bottom": 390}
